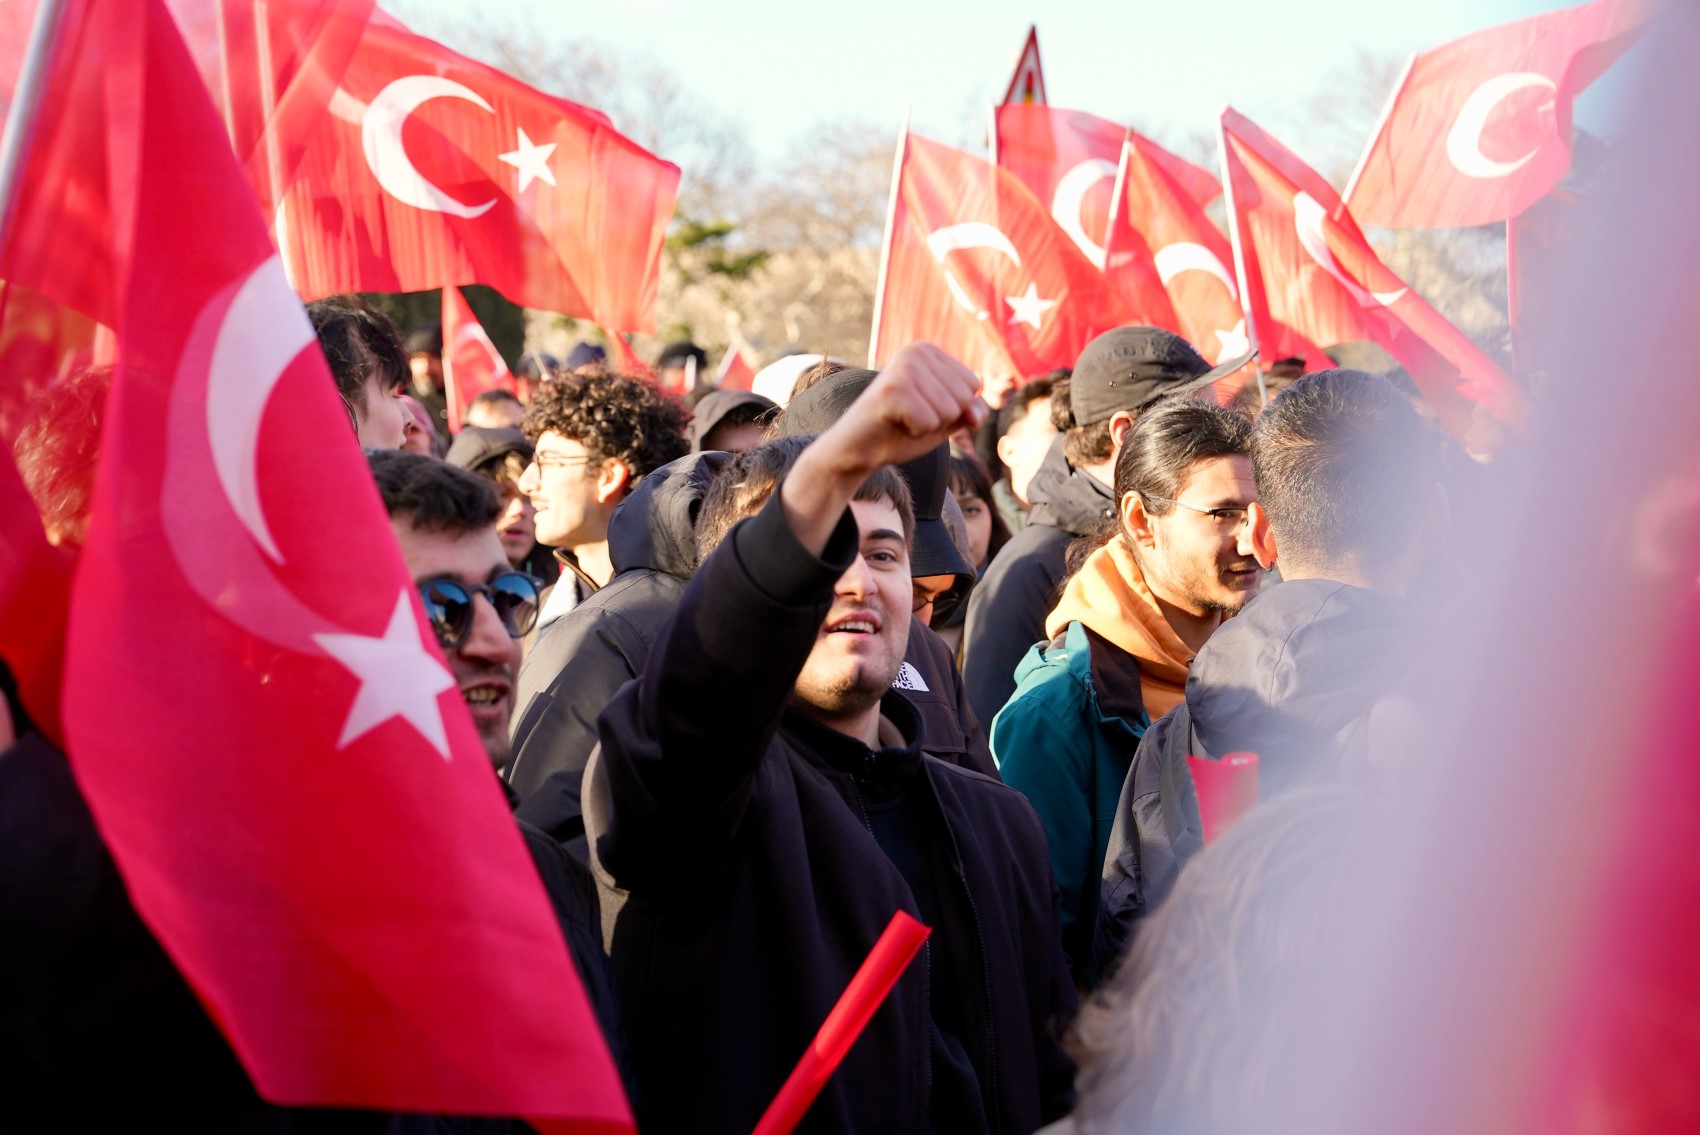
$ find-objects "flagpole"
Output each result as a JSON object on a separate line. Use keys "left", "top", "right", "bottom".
{"left": 1218, "top": 109, "right": 1267, "bottom": 407}
{"left": 1342, "top": 51, "right": 1418, "bottom": 212}
{"left": 252, "top": 0, "right": 299, "bottom": 286}
{"left": 0, "top": 0, "right": 68, "bottom": 260}
{"left": 1103, "top": 128, "right": 1133, "bottom": 273}
{"left": 867, "top": 107, "right": 909, "bottom": 368}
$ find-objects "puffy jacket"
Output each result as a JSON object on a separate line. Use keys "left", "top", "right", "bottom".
{"left": 990, "top": 622, "right": 1147, "bottom": 987}
{"left": 507, "top": 452, "right": 729, "bottom": 844}
{"left": 962, "top": 437, "right": 1115, "bottom": 729}
{"left": 585, "top": 492, "right": 1076, "bottom": 1135}
{"left": 1095, "top": 579, "right": 1422, "bottom": 974}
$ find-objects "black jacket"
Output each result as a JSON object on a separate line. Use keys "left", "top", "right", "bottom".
{"left": 1095, "top": 579, "right": 1421, "bottom": 973}
{"left": 584, "top": 492, "right": 1075, "bottom": 1135}
{"left": 962, "top": 437, "right": 1115, "bottom": 730}
{"left": 507, "top": 452, "right": 730, "bottom": 843}
{"left": 509, "top": 454, "right": 997, "bottom": 846}
{"left": 0, "top": 727, "right": 623, "bottom": 1129}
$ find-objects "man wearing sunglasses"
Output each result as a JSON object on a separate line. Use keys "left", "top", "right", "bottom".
{"left": 990, "top": 397, "right": 1258, "bottom": 987}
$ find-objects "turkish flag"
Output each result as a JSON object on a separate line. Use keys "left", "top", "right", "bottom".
{"left": 871, "top": 131, "right": 1130, "bottom": 381}
{"left": 715, "top": 344, "right": 757, "bottom": 391}
{"left": 1345, "top": 0, "right": 1645, "bottom": 228}
{"left": 0, "top": 2, "right": 630, "bottom": 1124}
{"left": 1000, "top": 26, "right": 1047, "bottom": 105}
{"left": 442, "top": 285, "right": 516, "bottom": 432}
{"left": 275, "top": 14, "right": 678, "bottom": 333}
{"left": 1221, "top": 108, "right": 1524, "bottom": 440}
{"left": 1102, "top": 131, "right": 1250, "bottom": 376}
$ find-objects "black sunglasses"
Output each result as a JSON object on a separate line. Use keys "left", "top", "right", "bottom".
{"left": 417, "top": 572, "right": 542, "bottom": 650}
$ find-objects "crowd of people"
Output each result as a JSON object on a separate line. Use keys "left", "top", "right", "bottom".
{"left": 3, "top": 294, "right": 1462, "bottom": 1132}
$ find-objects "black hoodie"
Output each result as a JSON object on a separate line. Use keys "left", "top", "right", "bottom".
{"left": 1094, "top": 578, "right": 1422, "bottom": 973}
{"left": 507, "top": 452, "right": 730, "bottom": 846}
{"left": 961, "top": 435, "right": 1116, "bottom": 729}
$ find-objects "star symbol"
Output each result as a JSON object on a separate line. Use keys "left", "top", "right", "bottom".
{"left": 1003, "top": 283, "right": 1057, "bottom": 331}
{"left": 315, "top": 590, "right": 456, "bottom": 760}
{"left": 1214, "top": 320, "right": 1251, "bottom": 363}
{"left": 498, "top": 127, "right": 557, "bottom": 193}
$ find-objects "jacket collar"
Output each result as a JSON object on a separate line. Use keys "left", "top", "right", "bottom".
{"left": 781, "top": 689, "right": 925, "bottom": 784}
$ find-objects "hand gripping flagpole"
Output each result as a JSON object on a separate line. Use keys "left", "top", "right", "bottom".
{"left": 1217, "top": 109, "right": 1267, "bottom": 407}
{"left": 751, "top": 911, "right": 931, "bottom": 1135}
{"left": 0, "top": 0, "right": 69, "bottom": 260}
{"left": 866, "top": 107, "right": 909, "bottom": 367}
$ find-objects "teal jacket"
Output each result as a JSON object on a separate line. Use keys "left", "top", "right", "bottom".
{"left": 990, "top": 621, "right": 1148, "bottom": 986}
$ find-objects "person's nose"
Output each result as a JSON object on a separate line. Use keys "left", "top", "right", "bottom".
{"left": 835, "top": 553, "right": 875, "bottom": 602}
{"left": 517, "top": 460, "right": 540, "bottom": 495}
{"left": 460, "top": 593, "right": 514, "bottom": 665}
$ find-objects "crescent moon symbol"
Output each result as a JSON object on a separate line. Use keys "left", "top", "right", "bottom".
{"left": 926, "top": 223, "right": 1024, "bottom": 319}
{"left": 1153, "top": 242, "right": 1237, "bottom": 301}
{"left": 1446, "top": 72, "right": 1558, "bottom": 180}
{"left": 361, "top": 76, "right": 497, "bottom": 219}
{"left": 1292, "top": 192, "right": 1407, "bottom": 308}
{"left": 1050, "top": 158, "right": 1118, "bottom": 269}
{"left": 163, "top": 256, "right": 342, "bottom": 654}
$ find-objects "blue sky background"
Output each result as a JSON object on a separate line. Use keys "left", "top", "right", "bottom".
{"left": 398, "top": 0, "right": 1637, "bottom": 173}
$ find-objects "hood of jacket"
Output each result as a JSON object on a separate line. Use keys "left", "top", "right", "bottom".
{"left": 1185, "top": 578, "right": 1422, "bottom": 787}
{"left": 1044, "top": 535, "right": 1194, "bottom": 719}
{"left": 606, "top": 451, "right": 732, "bottom": 581}
{"left": 1024, "top": 434, "right": 1115, "bottom": 538}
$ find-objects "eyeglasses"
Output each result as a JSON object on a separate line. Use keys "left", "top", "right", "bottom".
{"left": 417, "top": 572, "right": 542, "bottom": 650}
{"left": 1143, "top": 496, "right": 1252, "bottom": 532}
{"left": 533, "top": 453, "right": 596, "bottom": 471}
{"left": 912, "top": 579, "right": 969, "bottom": 624}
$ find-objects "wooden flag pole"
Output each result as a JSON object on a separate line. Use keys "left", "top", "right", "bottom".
{"left": 866, "top": 107, "right": 909, "bottom": 367}
{"left": 1217, "top": 110, "right": 1267, "bottom": 407}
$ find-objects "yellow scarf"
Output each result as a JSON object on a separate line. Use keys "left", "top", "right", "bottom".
{"left": 1044, "top": 535, "right": 1196, "bottom": 719}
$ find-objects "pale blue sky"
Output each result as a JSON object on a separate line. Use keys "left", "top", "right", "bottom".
{"left": 399, "top": 0, "right": 1634, "bottom": 172}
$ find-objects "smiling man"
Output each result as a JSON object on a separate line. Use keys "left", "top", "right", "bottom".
{"left": 517, "top": 368, "right": 686, "bottom": 634}
{"left": 584, "top": 346, "right": 1075, "bottom": 1135}
{"left": 990, "top": 397, "right": 1257, "bottom": 985}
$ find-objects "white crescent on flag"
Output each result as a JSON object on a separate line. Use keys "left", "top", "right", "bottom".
{"left": 362, "top": 75, "right": 498, "bottom": 218}
{"left": 1154, "top": 242, "right": 1238, "bottom": 300}
{"left": 1446, "top": 72, "right": 1560, "bottom": 179}
{"left": 1051, "top": 158, "right": 1118, "bottom": 269}
{"left": 926, "top": 222, "right": 1025, "bottom": 320}
{"left": 1292, "top": 193, "right": 1407, "bottom": 308}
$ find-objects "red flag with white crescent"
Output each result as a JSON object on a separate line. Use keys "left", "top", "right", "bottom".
{"left": 1221, "top": 108, "right": 1524, "bottom": 441}
{"left": 1000, "top": 26, "right": 1047, "bottom": 106}
{"left": 441, "top": 284, "right": 516, "bottom": 432}
{"left": 1103, "top": 131, "right": 1249, "bottom": 374}
{"left": 871, "top": 131, "right": 1131, "bottom": 382}
{"left": 0, "top": 2, "right": 630, "bottom": 1123}
{"left": 275, "top": 13, "right": 678, "bottom": 333}
{"left": 1345, "top": 0, "right": 1645, "bottom": 228}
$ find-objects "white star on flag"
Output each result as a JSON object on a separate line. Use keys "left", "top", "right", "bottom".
{"left": 1004, "top": 283, "right": 1057, "bottom": 331}
{"left": 498, "top": 127, "right": 557, "bottom": 193}
{"left": 315, "top": 590, "right": 456, "bottom": 760}
{"left": 1215, "top": 319, "right": 1251, "bottom": 363}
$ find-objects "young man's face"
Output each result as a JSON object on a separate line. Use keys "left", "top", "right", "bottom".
{"left": 1136, "top": 454, "right": 1262, "bottom": 617}
{"left": 793, "top": 497, "right": 912, "bottom": 723}
{"left": 494, "top": 483, "right": 536, "bottom": 568}
{"left": 998, "top": 397, "right": 1056, "bottom": 505}
{"left": 518, "top": 430, "right": 614, "bottom": 550}
{"left": 391, "top": 519, "right": 522, "bottom": 768}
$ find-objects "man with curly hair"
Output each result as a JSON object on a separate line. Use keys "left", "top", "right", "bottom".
{"left": 518, "top": 367, "right": 687, "bottom": 633}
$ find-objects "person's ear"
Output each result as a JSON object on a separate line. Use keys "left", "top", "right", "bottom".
{"left": 595, "top": 458, "right": 632, "bottom": 505}
{"left": 1108, "top": 409, "right": 1138, "bottom": 452}
{"left": 996, "top": 433, "right": 1018, "bottom": 470}
{"left": 1121, "top": 490, "right": 1156, "bottom": 551}
{"left": 1248, "top": 501, "right": 1278, "bottom": 570}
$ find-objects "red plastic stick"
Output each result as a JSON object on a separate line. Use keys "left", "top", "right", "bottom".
{"left": 750, "top": 910, "right": 932, "bottom": 1135}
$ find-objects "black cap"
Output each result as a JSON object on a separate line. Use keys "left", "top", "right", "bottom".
{"left": 655, "top": 340, "right": 708, "bottom": 371}
{"left": 1069, "top": 326, "right": 1256, "bottom": 425}
{"left": 444, "top": 426, "right": 532, "bottom": 472}
{"left": 688, "top": 389, "right": 777, "bottom": 451}
{"left": 405, "top": 325, "right": 442, "bottom": 356}
{"left": 779, "top": 370, "right": 975, "bottom": 582}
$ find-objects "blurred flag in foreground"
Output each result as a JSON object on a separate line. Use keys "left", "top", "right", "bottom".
{"left": 0, "top": 2, "right": 629, "bottom": 1124}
